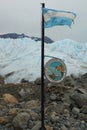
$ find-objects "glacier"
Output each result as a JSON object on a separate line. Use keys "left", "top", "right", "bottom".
{"left": 0, "top": 38, "right": 87, "bottom": 83}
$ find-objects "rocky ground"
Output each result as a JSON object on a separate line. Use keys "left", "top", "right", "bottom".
{"left": 0, "top": 73, "right": 87, "bottom": 130}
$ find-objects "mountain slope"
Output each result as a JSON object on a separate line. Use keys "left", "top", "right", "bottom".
{"left": 0, "top": 33, "right": 54, "bottom": 43}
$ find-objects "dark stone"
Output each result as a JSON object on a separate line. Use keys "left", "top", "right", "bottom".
{"left": 70, "top": 91, "right": 87, "bottom": 108}
{"left": 78, "top": 113, "right": 87, "bottom": 122}
{"left": 81, "top": 105, "right": 87, "bottom": 114}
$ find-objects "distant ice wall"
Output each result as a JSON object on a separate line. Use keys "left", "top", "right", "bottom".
{"left": 0, "top": 38, "right": 87, "bottom": 83}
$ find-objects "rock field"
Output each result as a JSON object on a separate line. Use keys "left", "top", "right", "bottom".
{"left": 0, "top": 73, "right": 87, "bottom": 130}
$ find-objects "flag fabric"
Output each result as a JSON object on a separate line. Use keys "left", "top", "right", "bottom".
{"left": 42, "top": 8, "right": 76, "bottom": 28}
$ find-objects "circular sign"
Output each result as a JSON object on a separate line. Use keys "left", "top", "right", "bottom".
{"left": 45, "top": 58, "right": 67, "bottom": 83}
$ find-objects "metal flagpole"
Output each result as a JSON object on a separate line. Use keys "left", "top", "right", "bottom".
{"left": 39, "top": 3, "right": 46, "bottom": 130}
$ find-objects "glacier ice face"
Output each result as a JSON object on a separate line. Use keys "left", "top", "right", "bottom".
{"left": 0, "top": 38, "right": 87, "bottom": 83}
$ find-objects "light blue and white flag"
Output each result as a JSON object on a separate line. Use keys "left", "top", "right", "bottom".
{"left": 42, "top": 8, "right": 76, "bottom": 28}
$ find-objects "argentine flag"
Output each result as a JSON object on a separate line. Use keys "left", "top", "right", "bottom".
{"left": 42, "top": 8, "right": 76, "bottom": 28}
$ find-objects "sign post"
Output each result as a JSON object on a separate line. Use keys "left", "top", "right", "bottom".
{"left": 39, "top": 3, "right": 46, "bottom": 130}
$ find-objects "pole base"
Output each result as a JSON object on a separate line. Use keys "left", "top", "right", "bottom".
{"left": 39, "top": 126, "right": 46, "bottom": 130}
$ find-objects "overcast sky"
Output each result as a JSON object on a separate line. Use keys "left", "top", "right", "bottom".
{"left": 0, "top": 0, "right": 87, "bottom": 42}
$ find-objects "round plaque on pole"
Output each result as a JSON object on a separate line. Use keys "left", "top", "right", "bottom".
{"left": 45, "top": 58, "right": 67, "bottom": 83}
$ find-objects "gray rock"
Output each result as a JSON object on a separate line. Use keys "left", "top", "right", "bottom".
{"left": 50, "top": 94, "right": 57, "bottom": 101}
{"left": 31, "top": 121, "right": 41, "bottom": 130}
{"left": 19, "top": 88, "right": 26, "bottom": 98}
{"left": 19, "top": 88, "right": 32, "bottom": 100}
{"left": 72, "top": 107, "right": 80, "bottom": 115}
{"left": 64, "top": 120, "right": 71, "bottom": 128}
{"left": 80, "top": 73, "right": 87, "bottom": 88}
{"left": 29, "top": 110, "right": 39, "bottom": 121}
{"left": 70, "top": 91, "right": 87, "bottom": 108}
{"left": 80, "top": 105, "right": 87, "bottom": 114}
{"left": 63, "top": 109, "right": 70, "bottom": 119}
{"left": 50, "top": 111, "right": 59, "bottom": 123}
{"left": 24, "top": 100, "right": 39, "bottom": 109}
{"left": 78, "top": 113, "right": 87, "bottom": 122}
{"left": 75, "top": 88, "right": 87, "bottom": 95}
{"left": 45, "top": 103, "right": 64, "bottom": 115}
{"left": 13, "top": 112, "right": 30, "bottom": 129}
{"left": 80, "top": 73, "right": 87, "bottom": 83}
{"left": 34, "top": 78, "right": 41, "bottom": 85}
{"left": 60, "top": 125, "right": 68, "bottom": 130}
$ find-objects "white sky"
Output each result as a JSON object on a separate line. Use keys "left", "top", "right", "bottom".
{"left": 0, "top": 0, "right": 87, "bottom": 42}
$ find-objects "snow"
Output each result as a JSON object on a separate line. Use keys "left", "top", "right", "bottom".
{"left": 0, "top": 38, "right": 87, "bottom": 83}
